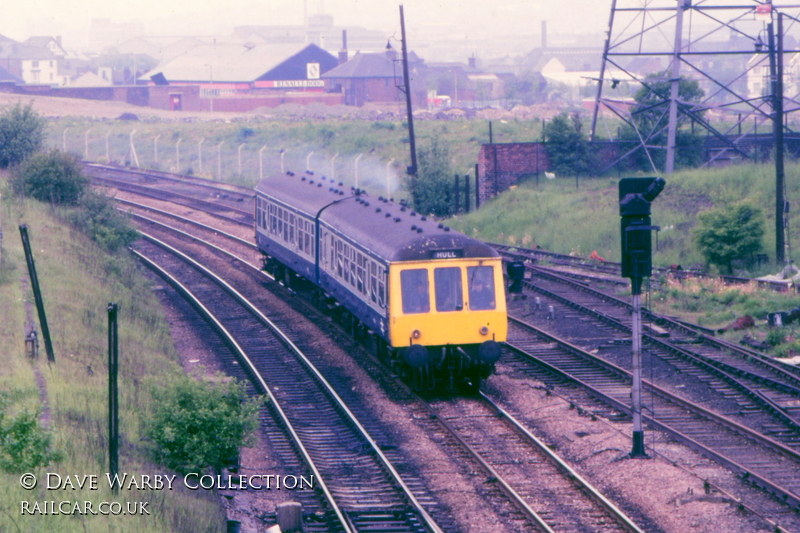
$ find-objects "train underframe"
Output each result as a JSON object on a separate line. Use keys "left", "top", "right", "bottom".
{"left": 262, "top": 255, "right": 496, "bottom": 393}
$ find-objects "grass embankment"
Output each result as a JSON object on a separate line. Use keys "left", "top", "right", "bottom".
{"left": 449, "top": 162, "right": 794, "bottom": 271}
{"left": 448, "top": 162, "right": 800, "bottom": 354}
{"left": 0, "top": 192, "right": 225, "bottom": 532}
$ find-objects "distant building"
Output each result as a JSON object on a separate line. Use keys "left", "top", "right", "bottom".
{"left": 322, "top": 45, "right": 427, "bottom": 108}
{"left": 141, "top": 42, "right": 337, "bottom": 88}
{"left": 0, "top": 35, "right": 69, "bottom": 85}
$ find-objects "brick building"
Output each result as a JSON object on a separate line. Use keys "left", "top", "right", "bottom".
{"left": 322, "top": 46, "right": 427, "bottom": 108}
{"left": 140, "top": 42, "right": 339, "bottom": 111}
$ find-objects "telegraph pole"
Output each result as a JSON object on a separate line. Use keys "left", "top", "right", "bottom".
{"left": 399, "top": 5, "right": 417, "bottom": 176}
{"left": 771, "top": 13, "right": 786, "bottom": 266}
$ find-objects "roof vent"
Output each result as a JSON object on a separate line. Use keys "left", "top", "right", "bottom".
{"left": 385, "top": 213, "right": 391, "bottom": 217}
{"left": 438, "top": 223, "right": 444, "bottom": 229}
{"left": 310, "top": 180, "right": 315, "bottom": 184}
{"left": 329, "top": 187, "right": 334, "bottom": 192}
{"left": 307, "top": 170, "right": 314, "bottom": 175}
{"left": 379, "top": 196, "right": 384, "bottom": 201}
{"left": 364, "top": 202, "right": 370, "bottom": 207}
{"left": 339, "top": 182, "right": 343, "bottom": 186}
{"left": 287, "top": 171, "right": 293, "bottom": 175}
{"left": 444, "top": 226, "right": 450, "bottom": 231}
{"left": 401, "top": 207, "right": 407, "bottom": 212}
{"left": 421, "top": 216, "right": 427, "bottom": 221}
{"left": 339, "top": 191, "right": 344, "bottom": 195}
{"left": 410, "top": 211, "right": 416, "bottom": 216}
{"left": 376, "top": 208, "right": 382, "bottom": 213}
{"left": 301, "top": 176, "right": 306, "bottom": 181}
{"left": 394, "top": 217, "right": 401, "bottom": 222}
{"left": 318, "top": 183, "right": 323, "bottom": 187}
{"left": 417, "top": 228, "right": 423, "bottom": 233}
{"left": 411, "top": 225, "right": 417, "bottom": 230}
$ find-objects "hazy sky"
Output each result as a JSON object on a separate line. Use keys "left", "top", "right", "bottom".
{"left": 2, "top": 0, "right": 610, "bottom": 49}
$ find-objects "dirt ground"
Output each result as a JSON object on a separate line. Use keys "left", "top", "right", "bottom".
{"left": 0, "top": 91, "right": 248, "bottom": 121}
{"left": 0, "top": 90, "right": 573, "bottom": 122}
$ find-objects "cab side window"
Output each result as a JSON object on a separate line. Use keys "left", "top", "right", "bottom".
{"left": 434, "top": 267, "right": 463, "bottom": 312}
{"left": 467, "top": 266, "right": 496, "bottom": 310}
{"left": 401, "top": 269, "right": 430, "bottom": 314}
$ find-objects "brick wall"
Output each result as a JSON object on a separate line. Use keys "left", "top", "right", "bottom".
{"left": 477, "top": 143, "right": 551, "bottom": 203}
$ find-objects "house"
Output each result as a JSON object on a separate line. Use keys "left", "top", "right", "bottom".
{"left": 322, "top": 45, "right": 427, "bottom": 108}
{"left": 0, "top": 63, "right": 23, "bottom": 87}
{"left": 0, "top": 35, "right": 70, "bottom": 85}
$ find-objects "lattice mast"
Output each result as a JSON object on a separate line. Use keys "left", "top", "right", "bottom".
{"left": 592, "top": 0, "right": 800, "bottom": 264}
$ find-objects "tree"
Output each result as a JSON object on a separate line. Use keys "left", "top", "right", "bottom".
{"left": 0, "top": 102, "right": 45, "bottom": 168}
{"left": 11, "top": 149, "right": 90, "bottom": 205}
{"left": 146, "top": 375, "right": 262, "bottom": 475}
{"left": 621, "top": 73, "right": 706, "bottom": 172}
{"left": 405, "top": 136, "right": 454, "bottom": 217}
{"left": 544, "top": 112, "right": 590, "bottom": 176}
{"left": 68, "top": 191, "right": 140, "bottom": 251}
{"left": 694, "top": 203, "right": 765, "bottom": 273}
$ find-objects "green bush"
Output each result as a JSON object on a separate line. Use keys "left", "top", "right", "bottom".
{"left": 145, "top": 375, "right": 262, "bottom": 475}
{"left": 694, "top": 203, "right": 765, "bottom": 273}
{"left": 0, "top": 102, "right": 45, "bottom": 168}
{"left": 0, "top": 397, "right": 61, "bottom": 473}
{"left": 10, "top": 150, "right": 89, "bottom": 205}
{"left": 66, "top": 192, "right": 139, "bottom": 252}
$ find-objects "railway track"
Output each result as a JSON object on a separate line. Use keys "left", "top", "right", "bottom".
{"left": 504, "top": 315, "right": 800, "bottom": 530}
{"left": 87, "top": 163, "right": 254, "bottom": 226}
{"left": 423, "top": 392, "right": 646, "bottom": 533}
{"left": 130, "top": 202, "right": 652, "bottom": 532}
{"left": 133, "top": 233, "right": 448, "bottom": 533}
{"left": 97, "top": 164, "right": 800, "bottom": 530}
{"left": 514, "top": 266, "right": 800, "bottom": 431}
{"left": 493, "top": 243, "right": 794, "bottom": 293}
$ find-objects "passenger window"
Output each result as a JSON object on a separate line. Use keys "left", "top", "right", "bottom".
{"left": 401, "top": 269, "right": 430, "bottom": 314}
{"left": 434, "top": 267, "right": 463, "bottom": 312}
{"left": 467, "top": 266, "right": 496, "bottom": 310}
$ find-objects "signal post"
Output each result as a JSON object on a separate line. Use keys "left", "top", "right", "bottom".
{"left": 619, "top": 177, "right": 665, "bottom": 457}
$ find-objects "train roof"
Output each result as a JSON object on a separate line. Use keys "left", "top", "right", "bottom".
{"left": 255, "top": 171, "right": 499, "bottom": 262}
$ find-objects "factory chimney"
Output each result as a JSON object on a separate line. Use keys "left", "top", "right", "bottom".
{"left": 542, "top": 20, "right": 547, "bottom": 49}
{"left": 339, "top": 29, "right": 348, "bottom": 65}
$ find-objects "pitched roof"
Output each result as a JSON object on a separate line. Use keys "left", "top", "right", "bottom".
{"left": 322, "top": 51, "right": 400, "bottom": 79}
{"left": 520, "top": 47, "right": 602, "bottom": 72}
{"left": 141, "top": 42, "right": 334, "bottom": 83}
{"left": 71, "top": 71, "right": 112, "bottom": 87}
{"left": 23, "top": 36, "right": 67, "bottom": 56}
{"left": 0, "top": 64, "right": 22, "bottom": 83}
